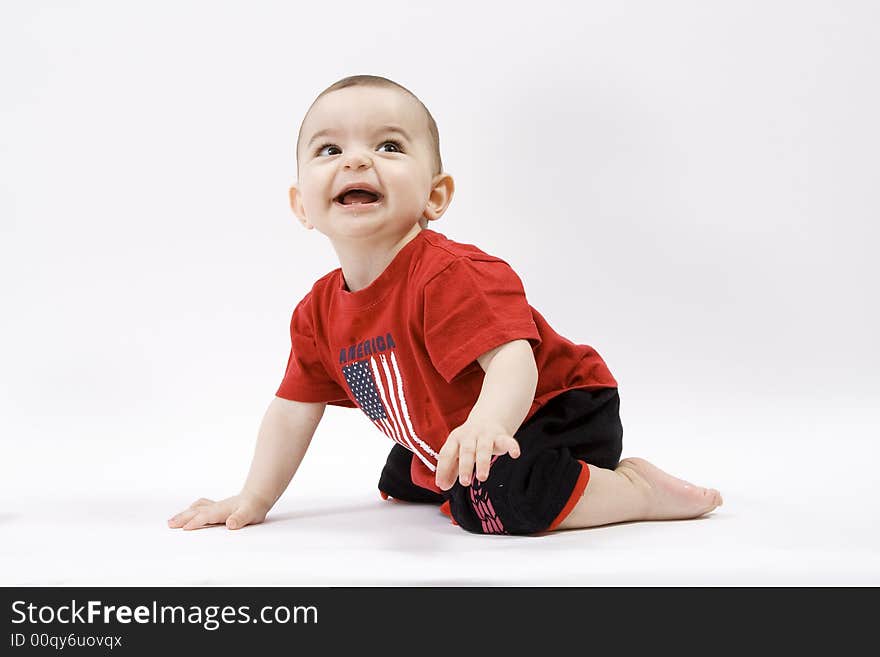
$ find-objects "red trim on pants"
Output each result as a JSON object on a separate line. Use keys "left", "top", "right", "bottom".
{"left": 546, "top": 460, "right": 591, "bottom": 531}
{"left": 439, "top": 499, "right": 457, "bottom": 525}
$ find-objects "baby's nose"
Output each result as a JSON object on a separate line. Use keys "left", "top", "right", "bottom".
{"left": 343, "top": 150, "right": 372, "bottom": 169}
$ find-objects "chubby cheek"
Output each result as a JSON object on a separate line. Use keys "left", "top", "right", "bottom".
{"left": 389, "top": 174, "right": 430, "bottom": 212}
{"left": 301, "top": 187, "right": 332, "bottom": 215}
{"left": 294, "top": 171, "right": 329, "bottom": 211}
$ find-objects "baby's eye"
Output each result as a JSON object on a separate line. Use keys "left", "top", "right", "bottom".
{"left": 316, "top": 143, "right": 340, "bottom": 157}
{"left": 378, "top": 140, "right": 404, "bottom": 153}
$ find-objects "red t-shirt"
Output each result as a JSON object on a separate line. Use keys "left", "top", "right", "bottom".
{"left": 276, "top": 228, "right": 617, "bottom": 493}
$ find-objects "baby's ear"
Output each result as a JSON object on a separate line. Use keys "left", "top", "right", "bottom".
{"left": 288, "top": 185, "right": 313, "bottom": 229}
{"left": 423, "top": 173, "right": 455, "bottom": 221}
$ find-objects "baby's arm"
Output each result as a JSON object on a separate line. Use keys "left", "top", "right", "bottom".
{"left": 435, "top": 339, "right": 538, "bottom": 490}
{"left": 167, "top": 396, "right": 326, "bottom": 531}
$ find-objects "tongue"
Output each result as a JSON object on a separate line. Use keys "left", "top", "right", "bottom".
{"left": 341, "top": 191, "right": 379, "bottom": 204}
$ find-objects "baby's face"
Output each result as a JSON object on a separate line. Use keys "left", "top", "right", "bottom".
{"left": 291, "top": 86, "right": 441, "bottom": 242}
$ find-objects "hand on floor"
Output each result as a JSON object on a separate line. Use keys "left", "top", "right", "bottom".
{"left": 167, "top": 492, "right": 271, "bottom": 531}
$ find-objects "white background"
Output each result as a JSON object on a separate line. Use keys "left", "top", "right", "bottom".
{"left": 1, "top": 0, "right": 878, "bottom": 585}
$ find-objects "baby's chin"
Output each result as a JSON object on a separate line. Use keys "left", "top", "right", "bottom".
{"left": 336, "top": 222, "right": 427, "bottom": 244}
{"left": 322, "top": 208, "right": 422, "bottom": 231}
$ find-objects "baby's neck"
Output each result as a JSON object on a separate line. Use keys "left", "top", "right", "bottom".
{"left": 335, "top": 225, "right": 423, "bottom": 292}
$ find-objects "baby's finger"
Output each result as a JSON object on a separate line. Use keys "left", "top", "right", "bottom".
{"left": 226, "top": 512, "right": 248, "bottom": 530}
{"left": 168, "top": 508, "right": 201, "bottom": 528}
{"left": 458, "top": 440, "right": 477, "bottom": 486}
{"left": 435, "top": 436, "right": 460, "bottom": 490}
{"left": 491, "top": 436, "right": 520, "bottom": 458}
{"left": 181, "top": 512, "right": 209, "bottom": 530}
{"left": 198, "top": 501, "right": 237, "bottom": 528}
{"left": 474, "top": 438, "right": 494, "bottom": 482}
{"left": 189, "top": 497, "right": 215, "bottom": 509}
{"left": 227, "top": 505, "right": 262, "bottom": 530}
{"left": 182, "top": 509, "right": 221, "bottom": 530}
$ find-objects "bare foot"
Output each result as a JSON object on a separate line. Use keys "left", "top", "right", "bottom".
{"left": 616, "top": 457, "right": 723, "bottom": 520}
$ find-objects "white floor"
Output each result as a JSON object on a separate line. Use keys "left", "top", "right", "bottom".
{"left": 3, "top": 396, "right": 878, "bottom": 587}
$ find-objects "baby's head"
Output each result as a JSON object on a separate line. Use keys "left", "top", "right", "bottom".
{"left": 289, "top": 75, "right": 454, "bottom": 241}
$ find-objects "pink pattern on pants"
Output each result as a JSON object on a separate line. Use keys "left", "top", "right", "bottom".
{"left": 468, "top": 455, "right": 508, "bottom": 534}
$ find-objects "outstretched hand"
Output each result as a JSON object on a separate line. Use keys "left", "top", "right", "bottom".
{"left": 167, "top": 492, "right": 271, "bottom": 531}
{"left": 435, "top": 417, "right": 520, "bottom": 491}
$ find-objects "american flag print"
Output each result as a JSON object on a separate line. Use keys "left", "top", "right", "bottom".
{"left": 341, "top": 349, "right": 439, "bottom": 472}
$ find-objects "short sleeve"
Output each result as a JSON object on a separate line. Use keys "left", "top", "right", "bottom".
{"left": 423, "top": 258, "right": 541, "bottom": 383}
{"left": 275, "top": 293, "right": 354, "bottom": 406}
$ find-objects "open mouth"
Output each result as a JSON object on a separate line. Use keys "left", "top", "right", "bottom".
{"left": 334, "top": 189, "right": 383, "bottom": 206}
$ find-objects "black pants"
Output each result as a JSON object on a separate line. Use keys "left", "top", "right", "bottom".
{"left": 377, "top": 386, "right": 623, "bottom": 535}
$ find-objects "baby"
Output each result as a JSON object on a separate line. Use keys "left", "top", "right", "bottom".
{"left": 168, "top": 75, "right": 722, "bottom": 536}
